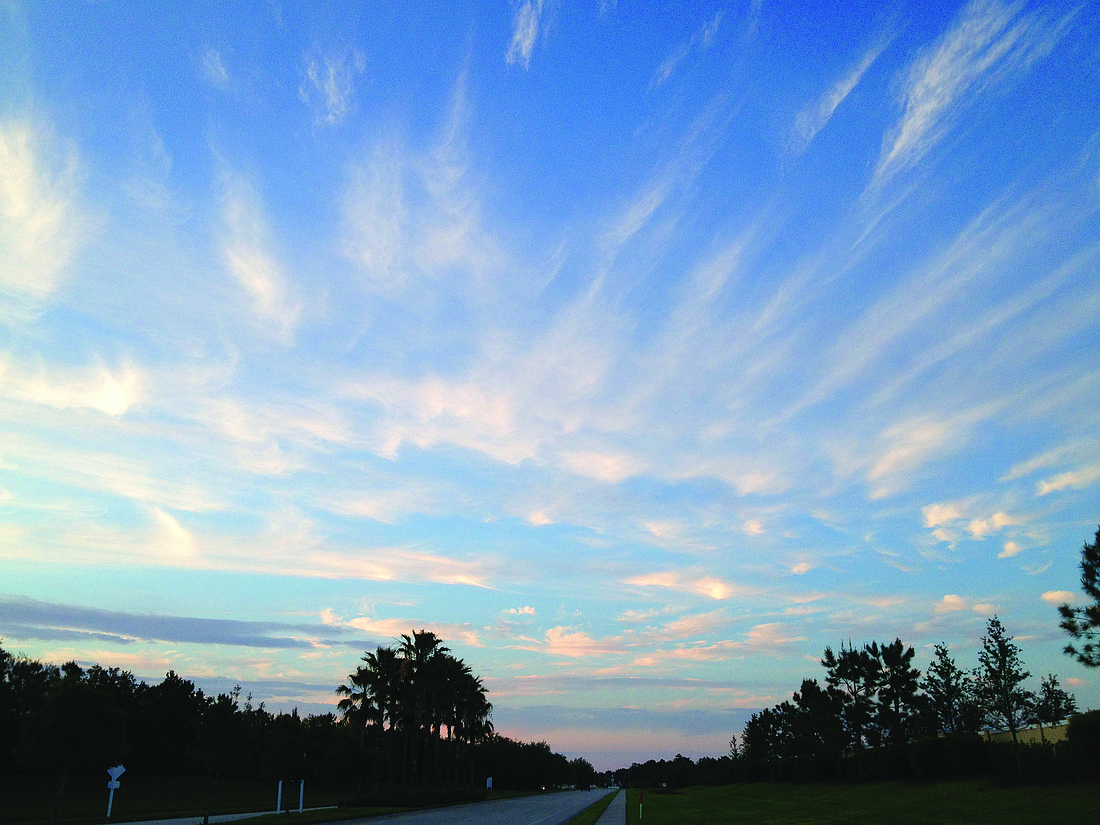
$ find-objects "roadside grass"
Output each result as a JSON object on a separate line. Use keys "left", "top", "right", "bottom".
{"left": 4, "top": 772, "right": 556, "bottom": 825}
{"left": 236, "top": 804, "right": 413, "bottom": 825}
{"left": 3, "top": 773, "right": 349, "bottom": 825}
{"left": 563, "top": 789, "right": 619, "bottom": 825}
{"left": 623, "top": 781, "right": 1100, "bottom": 825}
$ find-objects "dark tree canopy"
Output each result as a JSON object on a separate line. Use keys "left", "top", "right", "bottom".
{"left": 976, "top": 616, "right": 1035, "bottom": 739}
{"left": 821, "top": 642, "right": 880, "bottom": 751}
{"left": 921, "top": 643, "right": 983, "bottom": 735}
{"left": 336, "top": 630, "right": 494, "bottom": 791}
{"left": 1059, "top": 525, "right": 1100, "bottom": 667}
{"left": 735, "top": 626, "right": 1077, "bottom": 776}
{"left": 1034, "top": 673, "right": 1077, "bottom": 727}
{"left": 869, "top": 638, "right": 924, "bottom": 745}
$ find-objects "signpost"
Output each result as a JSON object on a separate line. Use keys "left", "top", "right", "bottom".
{"left": 106, "top": 765, "right": 126, "bottom": 818}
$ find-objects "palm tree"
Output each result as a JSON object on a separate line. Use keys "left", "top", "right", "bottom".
{"left": 336, "top": 656, "right": 378, "bottom": 795}
{"left": 335, "top": 663, "right": 373, "bottom": 749}
{"left": 337, "top": 631, "right": 491, "bottom": 791}
{"left": 398, "top": 630, "right": 449, "bottom": 787}
{"left": 455, "top": 671, "right": 492, "bottom": 788}
{"left": 436, "top": 655, "right": 473, "bottom": 787}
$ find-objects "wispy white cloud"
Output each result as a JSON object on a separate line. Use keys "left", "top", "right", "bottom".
{"left": 933, "top": 593, "right": 995, "bottom": 615}
{"left": 340, "top": 141, "right": 408, "bottom": 287}
{"left": 625, "top": 570, "right": 756, "bottom": 602}
{"left": 966, "top": 511, "right": 1020, "bottom": 539}
{"left": 561, "top": 449, "right": 645, "bottom": 483}
{"left": 201, "top": 48, "right": 229, "bottom": 86}
{"left": 1041, "top": 590, "right": 1074, "bottom": 606}
{"left": 1001, "top": 440, "right": 1098, "bottom": 482}
{"left": 791, "top": 37, "right": 889, "bottom": 155}
{"left": 744, "top": 623, "right": 807, "bottom": 651}
{"left": 872, "top": 0, "right": 1067, "bottom": 189}
{"left": 1037, "top": 463, "right": 1100, "bottom": 496}
{"left": 541, "top": 626, "right": 627, "bottom": 659}
{"left": 332, "top": 612, "right": 484, "bottom": 649}
{"left": 150, "top": 507, "right": 199, "bottom": 560}
{"left": 922, "top": 497, "right": 1030, "bottom": 549}
{"left": 299, "top": 46, "right": 366, "bottom": 126}
{"left": 656, "top": 609, "right": 730, "bottom": 641}
{"left": 0, "top": 432, "right": 224, "bottom": 514}
{"left": 2, "top": 357, "right": 145, "bottom": 417}
{"left": 218, "top": 172, "right": 301, "bottom": 341}
{"left": 597, "top": 85, "right": 735, "bottom": 275}
{"left": 803, "top": 192, "right": 1049, "bottom": 413}
{"left": 506, "top": 0, "right": 545, "bottom": 70}
{"left": 341, "top": 74, "right": 502, "bottom": 299}
{"left": 0, "top": 121, "right": 90, "bottom": 322}
{"left": 651, "top": 11, "right": 724, "bottom": 89}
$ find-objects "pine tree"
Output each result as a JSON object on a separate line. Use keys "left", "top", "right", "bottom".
{"left": 1058, "top": 525, "right": 1100, "bottom": 667}
{"left": 921, "top": 643, "right": 982, "bottom": 734}
{"left": 975, "top": 617, "right": 1035, "bottom": 779}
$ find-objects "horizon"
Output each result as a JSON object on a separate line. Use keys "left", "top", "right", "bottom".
{"left": 2, "top": 0, "right": 1099, "bottom": 776}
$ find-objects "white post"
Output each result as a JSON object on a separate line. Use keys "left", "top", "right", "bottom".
{"left": 298, "top": 779, "right": 304, "bottom": 813}
{"left": 276, "top": 779, "right": 283, "bottom": 814}
{"left": 106, "top": 766, "right": 125, "bottom": 819}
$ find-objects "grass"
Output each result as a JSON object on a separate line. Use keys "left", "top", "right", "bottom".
{"left": 3, "top": 772, "right": 543, "bottom": 825}
{"left": 18, "top": 777, "right": 1097, "bottom": 825}
{"left": 621, "top": 781, "right": 1100, "bottom": 825}
{"left": 562, "top": 789, "right": 619, "bottom": 825}
{"left": 1, "top": 773, "right": 350, "bottom": 825}
{"left": 233, "top": 805, "right": 414, "bottom": 825}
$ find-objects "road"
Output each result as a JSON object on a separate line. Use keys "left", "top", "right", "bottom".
{"left": 330, "top": 790, "right": 613, "bottom": 825}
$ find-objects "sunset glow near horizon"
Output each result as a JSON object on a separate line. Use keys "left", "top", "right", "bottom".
{"left": 2, "top": 1, "right": 1100, "bottom": 771}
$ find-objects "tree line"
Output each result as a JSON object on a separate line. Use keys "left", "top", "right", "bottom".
{"left": 0, "top": 630, "right": 591, "bottom": 807}
{"left": 731, "top": 617, "right": 1077, "bottom": 780}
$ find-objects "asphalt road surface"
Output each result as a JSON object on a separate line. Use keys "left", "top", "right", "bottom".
{"left": 332, "top": 790, "right": 613, "bottom": 825}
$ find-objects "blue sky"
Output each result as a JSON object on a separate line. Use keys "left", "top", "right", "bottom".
{"left": 2, "top": 0, "right": 1099, "bottom": 770}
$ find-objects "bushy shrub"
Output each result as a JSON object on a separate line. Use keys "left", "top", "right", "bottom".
{"left": 940, "top": 733, "right": 988, "bottom": 778}
{"left": 1066, "top": 709, "right": 1100, "bottom": 779}
{"left": 906, "top": 737, "right": 945, "bottom": 780}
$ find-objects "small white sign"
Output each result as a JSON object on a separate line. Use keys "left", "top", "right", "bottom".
{"left": 486, "top": 777, "right": 493, "bottom": 790}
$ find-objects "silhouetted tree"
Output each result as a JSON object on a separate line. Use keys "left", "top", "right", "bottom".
{"left": 569, "top": 756, "right": 597, "bottom": 788}
{"left": 790, "top": 678, "right": 845, "bottom": 758}
{"left": 921, "top": 643, "right": 982, "bottom": 735}
{"left": 975, "top": 617, "right": 1035, "bottom": 779}
{"left": 1033, "top": 673, "right": 1076, "bottom": 740}
{"left": 822, "top": 642, "right": 878, "bottom": 754}
{"left": 870, "top": 638, "right": 923, "bottom": 745}
{"left": 337, "top": 631, "right": 493, "bottom": 792}
{"left": 741, "top": 707, "right": 786, "bottom": 763}
{"left": 1059, "top": 525, "right": 1100, "bottom": 667}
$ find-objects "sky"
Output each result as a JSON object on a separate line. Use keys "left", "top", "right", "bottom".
{"left": 1, "top": 0, "right": 1099, "bottom": 772}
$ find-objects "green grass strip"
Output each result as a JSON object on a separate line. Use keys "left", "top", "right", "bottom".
{"left": 563, "top": 789, "right": 619, "bottom": 825}
{"left": 622, "top": 781, "right": 1100, "bottom": 825}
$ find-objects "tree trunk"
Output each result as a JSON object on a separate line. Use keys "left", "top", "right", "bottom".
{"left": 1010, "top": 727, "right": 1023, "bottom": 781}
{"left": 202, "top": 768, "right": 220, "bottom": 825}
{"left": 49, "top": 766, "right": 68, "bottom": 825}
